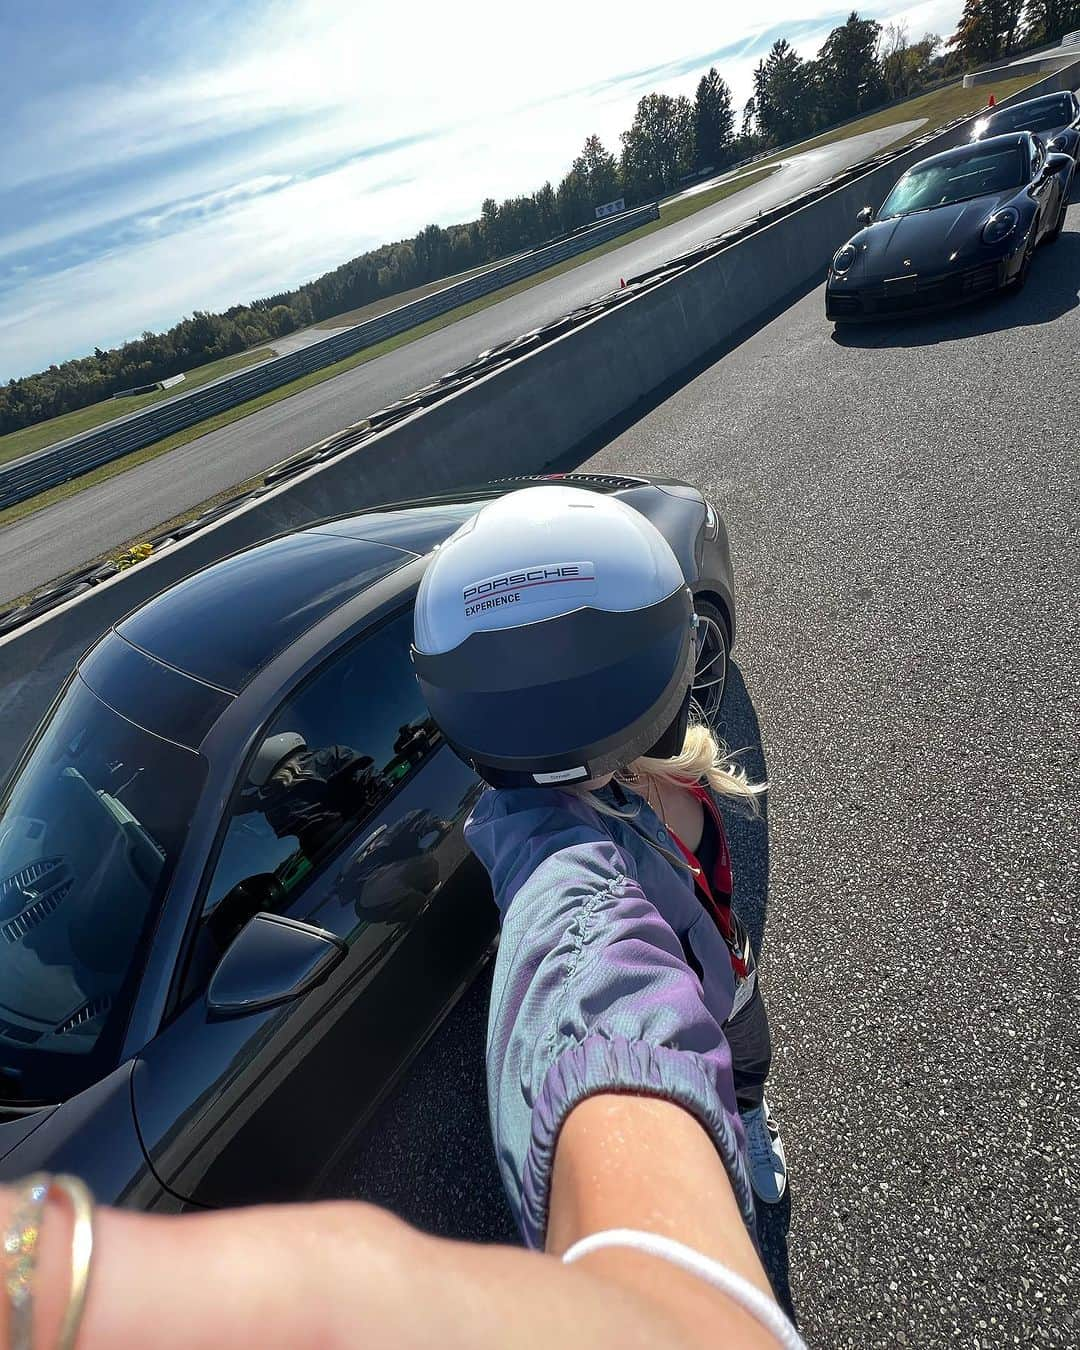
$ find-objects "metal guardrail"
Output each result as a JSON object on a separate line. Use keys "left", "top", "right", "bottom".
{"left": 0, "top": 203, "right": 660, "bottom": 511}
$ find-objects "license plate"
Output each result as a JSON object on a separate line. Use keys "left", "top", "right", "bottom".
{"left": 884, "top": 273, "right": 918, "bottom": 294}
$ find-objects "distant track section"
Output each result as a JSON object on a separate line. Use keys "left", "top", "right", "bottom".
{"left": 0, "top": 203, "right": 660, "bottom": 511}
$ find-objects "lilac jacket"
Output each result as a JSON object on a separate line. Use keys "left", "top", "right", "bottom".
{"left": 464, "top": 785, "right": 755, "bottom": 1249}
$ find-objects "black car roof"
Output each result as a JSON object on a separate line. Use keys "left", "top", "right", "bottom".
{"left": 919, "top": 132, "right": 1028, "bottom": 169}
{"left": 116, "top": 532, "right": 413, "bottom": 694}
{"left": 108, "top": 474, "right": 650, "bottom": 696}
{"left": 988, "top": 91, "right": 1073, "bottom": 116}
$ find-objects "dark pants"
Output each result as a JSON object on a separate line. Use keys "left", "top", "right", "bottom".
{"left": 725, "top": 974, "right": 772, "bottom": 1114}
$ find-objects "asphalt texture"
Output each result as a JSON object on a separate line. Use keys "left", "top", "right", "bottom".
{"left": 323, "top": 196, "right": 1080, "bottom": 1347}
{"left": 0, "top": 121, "right": 925, "bottom": 605}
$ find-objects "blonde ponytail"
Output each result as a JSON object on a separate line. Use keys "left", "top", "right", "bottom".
{"left": 631, "top": 721, "right": 766, "bottom": 814}
{"left": 572, "top": 714, "right": 767, "bottom": 820}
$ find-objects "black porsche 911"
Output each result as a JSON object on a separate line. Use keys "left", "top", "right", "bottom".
{"left": 971, "top": 90, "right": 1080, "bottom": 163}
{"left": 825, "top": 132, "right": 1074, "bottom": 322}
{"left": 0, "top": 473, "right": 736, "bottom": 1210}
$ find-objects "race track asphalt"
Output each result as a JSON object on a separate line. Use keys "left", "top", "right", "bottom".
{"left": 324, "top": 196, "right": 1080, "bottom": 1348}
{"left": 0, "top": 120, "right": 925, "bottom": 605}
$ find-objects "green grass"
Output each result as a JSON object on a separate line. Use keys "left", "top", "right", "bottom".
{"left": 0, "top": 166, "right": 778, "bottom": 532}
{"left": 753, "top": 72, "right": 1043, "bottom": 168}
{"left": 0, "top": 347, "right": 275, "bottom": 466}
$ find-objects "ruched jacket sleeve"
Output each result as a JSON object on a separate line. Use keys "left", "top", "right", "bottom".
{"left": 465, "top": 787, "right": 755, "bottom": 1249}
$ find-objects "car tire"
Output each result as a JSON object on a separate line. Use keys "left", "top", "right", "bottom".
{"left": 1046, "top": 187, "right": 1070, "bottom": 243}
{"left": 692, "top": 598, "right": 731, "bottom": 725}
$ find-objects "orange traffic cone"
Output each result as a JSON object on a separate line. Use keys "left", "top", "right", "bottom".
{"left": 620, "top": 277, "right": 626, "bottom": 288}
{"left": 987, "top": 92, "right": 996, "bottom": 107}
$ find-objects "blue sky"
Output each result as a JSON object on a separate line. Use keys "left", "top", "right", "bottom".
{"left": 0, "top": 0, "right": 961, "bottom": 381}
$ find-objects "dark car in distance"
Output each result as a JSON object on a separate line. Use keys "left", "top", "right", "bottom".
{"left": 826, "top": 132, "right": 1073, "bottom": 322}
{"left": 0, "top": 473, "right": 736, "bottom": 1211}
{"left": 971, "top": 91, "right": 1080, "bottom": 163}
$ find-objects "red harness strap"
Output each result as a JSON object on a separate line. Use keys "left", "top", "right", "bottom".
{"left": 667, "top": 784, "right": 749, "bottom": 980}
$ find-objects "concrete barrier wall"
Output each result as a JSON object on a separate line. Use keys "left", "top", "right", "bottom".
{"left": 964, "top": 52, "right": 1080, "bottom": 87}
{"left": 2, "top": 59, "right": 1077, "bottom": 775}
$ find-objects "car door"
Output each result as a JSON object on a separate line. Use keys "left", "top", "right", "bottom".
{"left": 132, "top": 607, "right": 496, "bottom": 1208}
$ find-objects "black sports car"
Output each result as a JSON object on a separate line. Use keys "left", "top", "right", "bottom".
{"left": 0, "top": 473, "right": 736, "bottom": 1210}
{"left": 971, "top": 90, "right": 1080, "bottom": 162}
{"left": 826, "top": 132, "right": 1074, "bottom": 322}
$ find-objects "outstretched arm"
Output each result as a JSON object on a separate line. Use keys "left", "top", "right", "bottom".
{"left": 0, "top": 1095, "right": 785, "bottom": 1350}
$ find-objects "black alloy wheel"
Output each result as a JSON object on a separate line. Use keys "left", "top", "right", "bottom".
{"left": 692, "top": 599, "right": 730, "bottom": 725}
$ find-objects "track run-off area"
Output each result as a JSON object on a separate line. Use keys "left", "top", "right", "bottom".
{"left": 328, "top": 195, "right": 1080, "bottom": 1348}
{"left": 0, "top": 120, "right": 926, "bottom": 606}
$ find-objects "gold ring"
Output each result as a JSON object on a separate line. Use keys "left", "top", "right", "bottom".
{"left": 49, "top": 1176, "right": 95, "bottom": 1350}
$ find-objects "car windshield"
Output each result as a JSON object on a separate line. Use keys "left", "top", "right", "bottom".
{"left": 0, "top": 676, "right": 205, "bottom": 1105}
{"left": 879, "top": 146, "right": 1027, "bottom": 217}
{"left": 986, "top": 100, "right": 1071, "bottom": 134}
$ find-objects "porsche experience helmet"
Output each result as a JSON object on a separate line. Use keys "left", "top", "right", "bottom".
{"left": 411, "top": 485, "right": 696, "bottom": 788}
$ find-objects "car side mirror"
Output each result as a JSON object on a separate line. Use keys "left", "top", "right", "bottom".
{"left": 1045, "top": 152, "right": 1073, "bottom": 177}
{"left": 207, "top": 912, "right": 346, "bottom": 1016}
{"left": 856, "top": 206, "right": 874, "bottom": 227}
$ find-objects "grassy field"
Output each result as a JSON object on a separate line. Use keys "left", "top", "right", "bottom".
{"left": 754, "top": 72, "right": 1042, "bottom": 169}
{"left": 0, "top": 347, "right": 274, "bottom": 466}
{"left": 0, "top": 166, "right": 778, "bottom": 532}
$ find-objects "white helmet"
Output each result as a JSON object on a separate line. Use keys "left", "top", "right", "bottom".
{"left": 248, "top": 731, "right": 306, "bottom": 787}
{"left": 412, "top": 486, "right": 695, "bottom": 787}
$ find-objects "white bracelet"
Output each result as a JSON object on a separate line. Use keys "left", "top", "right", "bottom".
{"left": 562, "top": 1227, "right": 806, "bottom": 1349}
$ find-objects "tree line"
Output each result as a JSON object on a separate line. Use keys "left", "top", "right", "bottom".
{"left": 4, "top": 3, "right": 1076, "bottom": 438}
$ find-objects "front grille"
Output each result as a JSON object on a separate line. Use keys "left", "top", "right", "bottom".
{"left": 827, "top": 293, "right": 861, "bottom": 315}
{"left": 865, "top": 261, "right": 1003, "bottom": 314}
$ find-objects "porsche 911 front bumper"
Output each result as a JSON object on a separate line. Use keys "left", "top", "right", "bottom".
{"left": 826, "top": 257, "right": 1011, "bottom": 320}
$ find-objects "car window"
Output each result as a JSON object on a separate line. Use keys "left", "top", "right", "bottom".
{"left": 1030, "top": 138, "right": 1044, "bottom": 176}
{"left": 203, "top": 609, "right": 441, "bottom": 919}
{"left": 880, "top": 146, "right": 1026, "bottom": 217}
{"left": 0, "top": 677, "right": 205, "bottom": 1104}
{"left": 988, "top": 99, "right": 1070, "bottom": 135}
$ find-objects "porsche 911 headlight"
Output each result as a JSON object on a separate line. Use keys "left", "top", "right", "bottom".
{"left": 832, "top": 243, "right": 857, "bottom": 274}
{"left": 983, "top": 208, "right": 1019, "bottom": 243}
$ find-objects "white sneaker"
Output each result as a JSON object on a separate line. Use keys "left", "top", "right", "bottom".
{"left": 740, "top": 1100, "right": 787, "bottom": 1204}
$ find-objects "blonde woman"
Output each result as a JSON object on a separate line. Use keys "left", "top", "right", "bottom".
{"left": 411, "top": 485, "right": 788, "bottom": 1267}
{"left": 598, "top": 721, "right": 784, "bottom": 1202}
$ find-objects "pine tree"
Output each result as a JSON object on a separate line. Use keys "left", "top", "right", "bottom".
{"left": 692, "top": 68, "right": 736, "bottom": 172}
{"left": 817, "top": 12, "right": 885, "bottom": 121}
